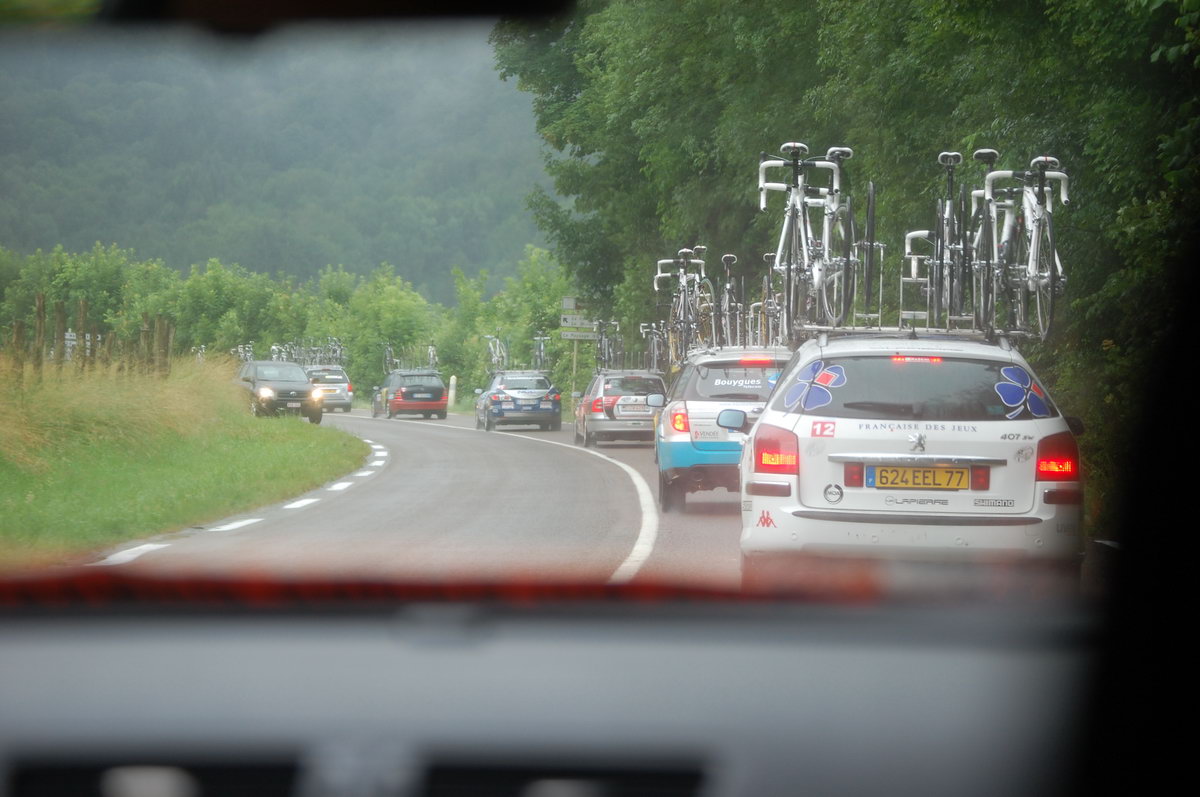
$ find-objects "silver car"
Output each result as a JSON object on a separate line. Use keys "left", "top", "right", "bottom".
{"left": 304, "top": 365, "right": 353, "bottom": 413}
{"left": 572, "top": 370, "right": 665, "bottom": 446}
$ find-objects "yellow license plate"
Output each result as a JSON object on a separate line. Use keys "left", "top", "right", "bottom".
{"left": 867, "top": 466, "right": 968, "bottom": 490}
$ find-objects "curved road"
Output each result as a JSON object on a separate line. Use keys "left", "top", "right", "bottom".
{"left": 106, "top": 410, "right": 743, "bottom": 587}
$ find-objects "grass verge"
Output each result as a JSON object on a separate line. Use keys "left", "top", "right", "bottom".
{"left": 0, "top": 355, "right": 369, "bottom": 569}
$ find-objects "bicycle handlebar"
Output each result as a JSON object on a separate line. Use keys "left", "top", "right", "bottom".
{"left": 985, "top": 169, "right": 1070, "bottom": 205}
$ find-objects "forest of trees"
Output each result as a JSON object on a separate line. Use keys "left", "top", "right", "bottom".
{"left": 0, "top": 25, "right": 548, "bottom": 303}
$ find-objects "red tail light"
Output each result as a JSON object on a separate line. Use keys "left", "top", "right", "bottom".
{"left": 591, "top": 397, "right": 604, "bottom": 413}
{"left": 740, "top": 355, "right": 773, "bottom": 366}
{"left": 843, "top": 462, "right": 863, "bottom": 487}
{"left": 1036, "top": 432, "right": 1079, "bottom": 481}
{"left": 491, "top": 393, "right": 505, "bottom": 401}
{"left": 347, "top": 383, "right": 353, "bottom": 393}
{"left": 551, "top": 393, "right": 561, "bottom": 401}
{"left": 754, "top": 424, "right": 799, "bottom": 475}
{"left": 670, "top": 409, "right": 689, "bottom": 433}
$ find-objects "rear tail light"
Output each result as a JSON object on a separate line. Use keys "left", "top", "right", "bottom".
{"left": 347, "top": 383, "right": 353, "bottom": 393}
{"left": 491, "top": 393, "right": 505, "bottom": 402}
{"left": 551, "top": 393, "right": 561, "bottom": 401}
{"left": 970, "top": 465, "right": 991, "bottom": 491}
{"left": 591, "top": 397, "right": 604, "bottom": 413}
{"left": 843, "top": 462, "right": 864, "bottom": 487}
{"left": 754, "top": 424, "right": 799, "bottom": 475}
{"left": 670, "top": 407, "right": 690, "bottom": 433}
{"left": 740, "top": 355, "right": 773, "bottom": 366}
{"left": 1036, "top": 432, "right": 1079, "bottom": 481}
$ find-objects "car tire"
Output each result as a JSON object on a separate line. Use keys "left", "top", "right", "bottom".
{"left": 423, "top": 412, "right": 431, "bottom": 419}
{"left": 436, "top": 411, "right": 447, "bottom": 420}
{"left": 475, "top": 412, "right": 483, "bottom": 430}
{"left": 550, "top": 417, "right": 562, "bottom": 432}
{"left": 485, "top": 414, "right": 495, "bottom": 432}
{"left": 342, "top": 406, "right": 352, "bottom": 413}
{"left": 583, "top": 427, "right": 595, "bottom": 447}
{"left": 308, "top": 409, "right": 322, "bottom": 425}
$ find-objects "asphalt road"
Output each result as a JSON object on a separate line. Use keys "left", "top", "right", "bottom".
{"left": 104, "top": 409, "right": 740, "bottom": 586}
{"left": 99, "top": 408, "right": 1113, "bottom": 595}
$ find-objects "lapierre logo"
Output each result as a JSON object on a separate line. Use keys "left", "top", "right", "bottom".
{"left": 974, "top": 498, "right": 1016, "bottom": 507}
{"left": 884, "top": 496, "right": 949, "bottom": 506}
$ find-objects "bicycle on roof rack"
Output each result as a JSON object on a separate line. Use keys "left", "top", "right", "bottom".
{"left": 654, "top": 246, "right": 714, "bottom": 367}
{"left": 485, "top": 334, "right": 508, "bottom": 371}
{"left": 758, "top": 142, "right": 863, "bottom": 337}
{"left": 639, "top": 322, "right": 666, "bottom": 373}
{"left": 715, "top": 253, "right": 744, "bottom": 348}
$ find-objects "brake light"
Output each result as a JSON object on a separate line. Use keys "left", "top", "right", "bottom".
{"left": 491, "top": 393, "right": 505, "bottom": 401}
{"left": 347, "top": 383, "right": 353, "bottom": 393}
{"left": 1036, "top": 432, "right": 1079, "bottom": 481}
{"left": 591, "top": 397, "right": 604, "bottom": 413}
{"left": 754, "top": 424, "right": 799, "bottom": 475}
{"left": 670, "top": 409, "right": 689, "bottom": 433}
{"left": 843, "top": 462, "right": 863, "bottom": 487}
{"left": 551, "top": 393, "right": 561, "bottom": 401}
{"left": 740, "top": 355, "right": 773, "bottom": 366}
{"left": 891, "top": 355, "right": 943, "bottom": 364}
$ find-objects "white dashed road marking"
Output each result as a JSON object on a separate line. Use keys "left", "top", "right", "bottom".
{"left": 370, "top": 460, "right": 386, "bottom": 467}
{"left": 327, "top": 482, "right": 353, "bottom": 491}
{"left": 92, "top": 543, "right": 171, "bottom": 566}
{"left": 355, "top": 470, "right": 375, "bottom": 477}
{"left": 210, "top": 518, "right": 262, "bottom": 531}
{"left": 284, "top": 498, "right": 320, "bottom": 509}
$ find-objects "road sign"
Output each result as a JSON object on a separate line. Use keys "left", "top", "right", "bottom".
{"left": 561, "top": 330, "right": 599, "bottom": 341}
{"left": 560, "top": 314, "right": 594, "bottom": 328}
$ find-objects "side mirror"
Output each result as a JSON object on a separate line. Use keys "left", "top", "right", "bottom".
{"left": 716, "top": 408, "right": 749, "bottom": 433}
{"left": 646, "top": 393, "right": 666, "bottom": 408}
{"left": 474, "top": 388, "right": 483, "bottom": 395}
{"left": 571, "top": 391, "right": 582, "bottom": 399}
{"left": 1066, "top": 416, "right": 1085, "bottom": 437}
{"left": 242, "top": 375, "right": 253, "bottom": 383}
{"left": 371, "top": 386, "right": 379, "bottom": 392}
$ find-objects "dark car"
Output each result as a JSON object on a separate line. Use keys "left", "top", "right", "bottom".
{"left": 304, "top": 365, "right": 353, "bottom": 413}
{"left": 474, "top": 370, "right": 562, "bottom": 431}
{"left": 372, "top": 369, "right": 448, "bottom": 419}
{"left": 237, "top": 360, "right": 324, "bottom": 424}
{"left": 573, "top": 369, "right": 665, "bottom": 446}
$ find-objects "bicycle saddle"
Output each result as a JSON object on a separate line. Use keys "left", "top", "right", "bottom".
{"left": 722, "top": 254, "right": 737, "bottom": 266}
{"left": 779, "top": 142, "right": 809, "bottom": 158}
{"left": 972, "top": 148, "right": 999, "bottom": 166}
{"left": 938, "top": 151, "right": 963, "bottom": 166}
{"left": 826, "top": 146, "right": 853, "bottom": 161}
{"left": 1030, "top": 155, "right": 1061, "bottom": 170}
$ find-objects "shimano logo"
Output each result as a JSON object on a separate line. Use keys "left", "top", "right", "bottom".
{"left": 974, "top": 498, "right": 1016, "bottom": 507}
{"left": 884, "top": 496, "right": 949, "bottom": 506}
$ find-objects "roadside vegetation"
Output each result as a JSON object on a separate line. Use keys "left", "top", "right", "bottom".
{"left": 0, "top": 356, "right": 369, "bottom": 568}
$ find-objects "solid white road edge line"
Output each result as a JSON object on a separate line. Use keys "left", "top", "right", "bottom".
{"left": 388, "top": 419, "right": 657, "bottom": 584}
{"left": 210, "top": 518, "right": 263, "bottom": 532}
{"left": 284, "top": 498, "right": 320, "bottom": 509}
{"left": 92, "top": 543, "right": 171, "bottom": 566}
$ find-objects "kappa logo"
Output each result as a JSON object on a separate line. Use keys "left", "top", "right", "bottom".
{"left": 756, "top": 510, "right": 777, "bottom": 528}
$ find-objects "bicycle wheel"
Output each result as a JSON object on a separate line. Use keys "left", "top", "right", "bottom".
{"left": 975, "top": 204, "right": 994, "bottom": 330}
{"left": 821, "top": 200, "right": 853, "bottom": 326}
{"left": 695, "top": 278, "right": 716, "bottom": 348}
{"left": 863, "top": 181, "right": 877, "bottom": 310}
{"left": 1034, "top": 214, "right": 1058, "bottom": 339}
{"left": 930, "top": 199, "right": 944, "bottom": 328}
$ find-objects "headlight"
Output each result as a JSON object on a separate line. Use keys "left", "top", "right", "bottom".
{"left": 311, "top": 388, "right": 324, "bottom": 398}
{"left": 257, "top": 387, "right": 275, "bottom": 399}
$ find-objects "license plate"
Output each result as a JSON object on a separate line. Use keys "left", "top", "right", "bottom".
{"left": 286, "top": 402, "right": 301, "bottom": 408}
{"left": 413, "top": 393, "right": 431, "bottom": 399}
{"left": 540, "top": 401, "right": 553, "bottom": 408}
{"left": 616, "top": 405, "right": 651, "bottom": 415}
{"left": 502, "top": 402, "right": 515, "bottom": 409}
{"left": 867, "top": 466, "right": 968, "bottom": 490}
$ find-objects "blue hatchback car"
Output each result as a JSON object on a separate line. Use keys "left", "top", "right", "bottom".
{"left": 653, "top": 348, "right": 790, "bottom": 512}
{"left": 475, "top": 370, "right": 563, "bottom": 432}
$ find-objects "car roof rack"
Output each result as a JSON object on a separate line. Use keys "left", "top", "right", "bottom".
{"left": 793, "top": 324, "right": 1021, "bottom": 350}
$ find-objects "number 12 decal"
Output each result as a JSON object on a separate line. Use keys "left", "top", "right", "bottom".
{"left": 811, "top": 421, "right": 836, "bottom": 437}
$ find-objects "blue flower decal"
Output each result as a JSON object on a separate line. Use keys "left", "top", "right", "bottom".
{"left": 784, "top": 360, "right": 847, "bottom": 412}
{"left": 995, "top": 366, "right": 1050, "bottom": 419}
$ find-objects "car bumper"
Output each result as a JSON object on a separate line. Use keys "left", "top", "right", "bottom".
{"left": 587, "top": 416, "right": 655, "bottom": 438}
{"left": 740, "top": 496, "right": 1084, "bottom": 562}
{"left": 260, "top": 398, "right": 321, "bottom": 414}
{"left": 389, "top": 399, "right": 447, "bottom": 413}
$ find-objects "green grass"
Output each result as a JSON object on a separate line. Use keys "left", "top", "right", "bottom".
{"left": 0, "top": 356, "right": 369, "bottom": 568}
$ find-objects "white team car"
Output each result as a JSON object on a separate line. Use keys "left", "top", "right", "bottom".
{"left": 720, "top": 332, "right": 1085, "bottom": 586}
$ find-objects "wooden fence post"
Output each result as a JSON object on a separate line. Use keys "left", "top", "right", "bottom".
{"left": 75, "top": 299, "right": 88, "bottom": 374}
{"left": 10, "top": 321, "right": 24, "bottom": 390}
{"left": 32, "top": 293, "right": 45, "bottom": 384}
{"left": 139, "top": 313, "right": 151, "bottom": 374}
{"left": 52, "top": 301, "right": 66, "bottom": 374}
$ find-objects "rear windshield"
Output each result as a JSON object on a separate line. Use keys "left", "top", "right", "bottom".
{"left": 395, "top": 374, "right": 444, "bottom": 388}
{"left": 770, "top": 356, "right": 1059, "bottom": 421}
{"left": 308, "top": 371, "right": 348, "bottom": 384}
{"left": 680, "top": 362, "right": 784, "bottom": 401}
{"left": 602, "top": 376, "right": 665, "bottom": 396}
{"left": 500, "top": 376, "right": 550, "bottom": 391}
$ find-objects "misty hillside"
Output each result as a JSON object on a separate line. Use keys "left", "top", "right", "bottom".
{"left": 0, "top": 23, "right": 549, "bottom": 302}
